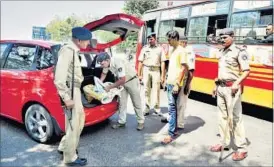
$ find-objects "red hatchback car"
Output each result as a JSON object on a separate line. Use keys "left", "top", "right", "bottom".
{"left": 0, "top": 13, "right": 144, "bottom": 143}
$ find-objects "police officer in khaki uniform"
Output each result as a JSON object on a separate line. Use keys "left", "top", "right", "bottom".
{"left": 138, "top": 32, "right": 166, "bottom": 116}
{"left": 97, "top": 52, "right": 145, "bottom": 130}
{"left": 55, "top": 27, "right": 91, "bottom": 166}
{"left": 210, "top": 28, "right": 250, "bottom": 161}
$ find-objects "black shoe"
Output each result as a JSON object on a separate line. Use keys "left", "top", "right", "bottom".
{"left": 144, "top": 112, "right": 149, "bottom": 116}
{"left": 66, "top": 157, "right": 87, "bottom": 166}
{"left": 161, "top": 117, "right": 168, "bottom": 123}
{"left": 58, "top": 150, "right": 63, "bottom": 155}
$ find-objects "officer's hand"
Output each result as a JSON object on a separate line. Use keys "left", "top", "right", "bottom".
{"left": 212, "top": 87, "right": 217, "bottom": 98}
{"left": 64, "top": 100, "right": 74, "bottom": 109}
{"left": 231, "top": 83, "right": 239, "bottom": 97}
{"left": 172, "top": 85, "right": 179, "bottom": 94}
{"left": 138, "top": 75, "right": 143, "bottom": 81}
{"left": 104, "top": 85, "right": 111, "bottom": 92}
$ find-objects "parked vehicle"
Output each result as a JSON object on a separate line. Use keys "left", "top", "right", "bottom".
{"left": 0, "top": 13, "right": 144, "bottom": 143}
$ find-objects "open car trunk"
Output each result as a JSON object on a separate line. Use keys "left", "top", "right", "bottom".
{"left": 52, "top": 13, "right": 144, "bottom": 108}
{"left": 79, "top": 13, "right": 144, "bottom": 108}
{"left": 84, "top": 13, "right": 144, "bottom": 50}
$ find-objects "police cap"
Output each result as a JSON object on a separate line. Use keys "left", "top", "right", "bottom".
{"left": 96, "top": 52, "right": 111, "bottom": 63}
{"left": 219, "top": 28, "right": 234, "bottom": 36}
{"left": 147, "top": 32, "right": 156, "bottom": 39}
{"left": 72, "top": 27, "right": 92, "bottom": 40}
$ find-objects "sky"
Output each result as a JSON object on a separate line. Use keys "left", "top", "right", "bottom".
{"left": 1, "top": 1, "right": 125, "bottom": 40}
{"left": 1, "top": 1, "right": 172, "bottom": 40}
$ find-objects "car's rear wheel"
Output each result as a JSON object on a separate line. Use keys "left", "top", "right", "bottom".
{"left": 24, "top": 104, "right": 54, "bottom": 143}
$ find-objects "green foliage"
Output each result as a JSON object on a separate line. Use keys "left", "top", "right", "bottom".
{"left": 123, "top": 0, "right": 159, "bottom": 18}
{"left": 46, "top": 0, "right": 159, "bottom": 48}
{"left": 46, "top": 14, "right": 85, "bottom": 42}
{"left": 117, "top": 0, "right": 159, "bottom": 52}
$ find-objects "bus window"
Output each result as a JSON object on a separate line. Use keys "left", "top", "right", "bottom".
{"left": 158, "top": 20, "right": 173, "bottom": 43}
{"left": 231, "top": 9, "right": 273, "bottom": 43}
{"left": 207, "top": 15, "right": 227, "bottom": 36}
{"left": 146, "top": 19, "right": 156, "bottom": 36}
{"left": 188, "top": 17, "right": 208, "bottom": 43}
{"left": 173, "top": 19, "right": 187, "bottom": 37}
{"left": 260, "top": 9, "right": 273, "bottom": 25}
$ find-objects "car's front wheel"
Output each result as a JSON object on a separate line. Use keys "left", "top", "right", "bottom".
{"left": 24, "top": 104, "right": 54, "bottom": 143}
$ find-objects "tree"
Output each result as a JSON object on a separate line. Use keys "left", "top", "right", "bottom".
{"left": 117, "top": 0, "right": 159, "bottom": 52}
{"left": 123, "top": 0, "right": 159, "bottom": 18}
{"left": 46, "top": 14, "right": 85, "bottom": 42}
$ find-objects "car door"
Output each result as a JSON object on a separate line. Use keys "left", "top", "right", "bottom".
{"left": 0, "top": 42, "right": 12, "bottom": 116}
{"left": 0, "top": 43, "right": 37, "bottom": 121}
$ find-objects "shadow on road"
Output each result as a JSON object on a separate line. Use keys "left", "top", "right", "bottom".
{"left": 181, "top": 116, "right": 206, "bottom": 134}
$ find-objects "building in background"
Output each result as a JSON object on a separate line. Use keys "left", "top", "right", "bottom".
{"left": 32, "top": 26, "right": 51, "bottom": 40}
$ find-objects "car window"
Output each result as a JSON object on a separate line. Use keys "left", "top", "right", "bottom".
{"left": 4, "top": 44, "right": 36, "bottom": 70}
{"left": 36, "top": 48, "right": 54, "bottom": 69}
{"left": 1, "top": 43, "right": 9, "bottom": 61}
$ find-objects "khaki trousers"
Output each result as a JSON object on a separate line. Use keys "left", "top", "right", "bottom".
{"left": 177, "top": 85, "right": 189, "bottom": 128}
{"left": 58, "top": 88, "right": 85, "bottom": 163}
{"left": 118, "top": 77, "right": 145, "bottom": 124}
{"left": 217, "top": 86, "right": 247, "bottom": 150}
{"left": 143, "top": 67, "right": 161, "bottom": 113}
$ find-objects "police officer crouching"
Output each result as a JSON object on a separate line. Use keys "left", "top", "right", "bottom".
{"left": 97, "top": 52, "right": 145, "bottom": 130}
{"left": 210, "top": 28, "right": 250, "bottom": 161}
{"left": 55, "top": 27, "right": 91, "bottom": 166}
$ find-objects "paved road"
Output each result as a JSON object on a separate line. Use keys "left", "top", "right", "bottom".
{"left": 0, "top": 90, "right": 273, "bottom": 166}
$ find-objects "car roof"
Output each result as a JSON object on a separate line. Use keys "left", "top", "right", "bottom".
{"left": 0, "top": 40, "right": 59, "bottom": 49}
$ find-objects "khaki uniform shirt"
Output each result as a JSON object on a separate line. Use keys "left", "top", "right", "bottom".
{"left": 103, "top": 56, "right": 137, "bottom": 81}
{"left": 185, "top": 46, "right": 195, "bottom": 70}
{"left": 218, "top": 43, "right": 250, "bottom": 81}
{"left": 138, "top": 44, "right": 166, "bottom": 67}
{"left": 54, "top": 41, "right": 84, "bottom": 102}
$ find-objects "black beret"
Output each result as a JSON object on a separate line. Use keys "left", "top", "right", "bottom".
{"left": 96, "top": 52, "right": 111, "bottom": 63}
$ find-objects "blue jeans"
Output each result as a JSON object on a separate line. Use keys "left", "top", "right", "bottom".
{"left": 166, "top": 84, "right": 180, "bottom": 137}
